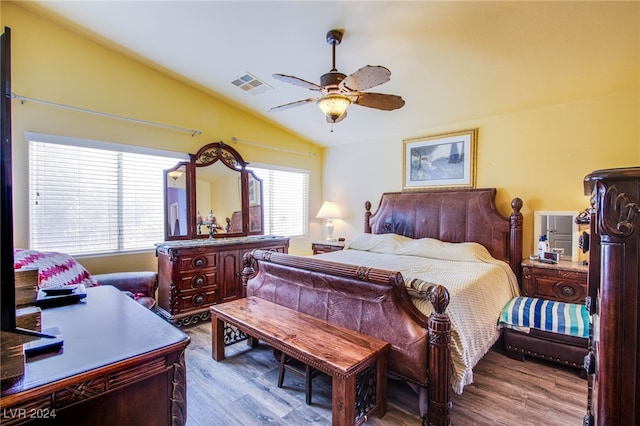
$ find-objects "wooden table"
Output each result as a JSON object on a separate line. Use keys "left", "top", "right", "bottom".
{"left": 1, "top": 286, "right": 190, "bottom": 425}
{"left": 211, "top": 297, "right": 390, "bottom": 426}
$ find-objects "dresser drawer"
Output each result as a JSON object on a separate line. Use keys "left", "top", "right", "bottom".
{"left": 178, "top": 271, "right": 217, "bottom": 291}
{"left": 175, "top": 252, "right": 217, "bottom": 271}
{"left": 522, "top": 263, "right": 588, "bottom": 303}
{"left": 177, "top": 289, "right": 218, "bottom": 312}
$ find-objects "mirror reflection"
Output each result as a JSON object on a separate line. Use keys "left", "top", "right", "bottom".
{"left": 165, "top": 163, "right": 188, "bottom": 238}
{"left": 163, "top": 141, "right": 264, "bottom": 240}
{"left": 195, "top": 161, "right": 242, "bottom": 236}
{"left": 533, "top": 211, "right": 578, "bottom": 261}
{"left": 248, "top": 173, "right": 262, "bottom": 233}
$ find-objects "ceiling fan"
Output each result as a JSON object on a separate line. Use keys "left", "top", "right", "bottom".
{"left": 270, "top": 29, "right": 405, "bottom": 124}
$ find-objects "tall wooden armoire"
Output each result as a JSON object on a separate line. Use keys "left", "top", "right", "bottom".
{"left": 583, "top": 167, "right": 640, "bottom": 425}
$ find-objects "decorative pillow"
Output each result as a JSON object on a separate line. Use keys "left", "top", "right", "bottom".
{"left": 499, "top": 296, "right": 590, "bottom": 338}
{"left": 405, "top": 277, "right": 437, "bottom": 297}
{"left": 14, "top": 249, "right": 98, "bottom": 289}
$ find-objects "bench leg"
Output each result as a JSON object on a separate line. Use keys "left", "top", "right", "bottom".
{"left": 376, "top": 356, "right": 388, "bottom": 418}
{"left": 332, "top": 374, "right": 355, "bottom": 426}
{"left": 277, "top": 351, "right": 286, "bottom": 388}
{"left": 305, "top": 364, "right": 313, "bottom": 405}
{"left": 211, "top": 314, "right": 226, "bottom": 361}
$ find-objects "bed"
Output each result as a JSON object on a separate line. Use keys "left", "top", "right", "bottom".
{"left": 242, "top": 188, "right": 523, "bottom": 426}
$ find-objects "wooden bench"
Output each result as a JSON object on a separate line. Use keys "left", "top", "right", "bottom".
{"left": 210, "top": 297, "right": 390, "bottom": 426}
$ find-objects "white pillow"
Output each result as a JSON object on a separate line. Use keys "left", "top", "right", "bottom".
{"left": 397, "top": 237, "right": 493, "bottom": 262}
{"left": 344, "top": 233, "right": 412, "bottom": 254}
{"left": 345, "top": 233, "right": 493, "bottom": 263}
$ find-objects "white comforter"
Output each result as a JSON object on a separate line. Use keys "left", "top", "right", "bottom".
{"left": 315, "top": 233, "right": 520, "bottom": 394}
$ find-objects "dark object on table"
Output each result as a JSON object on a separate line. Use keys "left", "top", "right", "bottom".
{"left": 35, "top": 284, "right": 87, "bottom": 308}
{"left": 24, "top": 327, "right": 63, "bottom": 358}
{"left": 42, "top": 285, "right": 77, "bottom": 296}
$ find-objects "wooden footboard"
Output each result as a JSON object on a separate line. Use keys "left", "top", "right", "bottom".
{"left": 242, "top": 249, "right": 452, "bottom": 426}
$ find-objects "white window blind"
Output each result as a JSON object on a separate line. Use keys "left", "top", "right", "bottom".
{"left": 28, "top": 138, "right": 184, "bottom": 256}
{"left": 250, "top": 166, "right": 309, "bottom": 237}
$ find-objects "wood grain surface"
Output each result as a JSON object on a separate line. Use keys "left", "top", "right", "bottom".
{"left": 185, "top": 322, "right": 587, "bottom": 425}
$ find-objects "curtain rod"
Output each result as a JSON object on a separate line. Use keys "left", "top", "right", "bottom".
{"left": 11, "top": 92, "right": 202, "bottom": 137}
{"left": 230, "top": 136, "right": 317, "bottom": 157}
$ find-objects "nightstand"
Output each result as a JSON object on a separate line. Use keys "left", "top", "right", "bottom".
{"left": 521, "top": 258, "right": 588, "bottom": 303}
{"left": 503, "top": 259, "right": 590, "bottom": 374}
{"left": 311, "top": 241, "right": 345, "bottom": 255}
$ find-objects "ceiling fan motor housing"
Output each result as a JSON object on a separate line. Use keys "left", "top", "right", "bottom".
{"left": 320, "top": 72, "right": 346, "bottom": 90}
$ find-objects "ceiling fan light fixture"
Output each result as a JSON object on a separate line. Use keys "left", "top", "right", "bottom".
{"left": 317, "top": 94, "right": 352, "bottom": 123}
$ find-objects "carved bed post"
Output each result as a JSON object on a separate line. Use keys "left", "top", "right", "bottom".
{"left": 509, "top": 197, "right": 523, "bottom": 284}
{"left": 364, "top": 201, "right": 372, "bottom": 233}
{"left": 426, "top": 285, "right": 451, "bottom": 426}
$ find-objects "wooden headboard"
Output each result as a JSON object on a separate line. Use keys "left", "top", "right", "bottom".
{"left": 365, "top": 188, "right": 523, "bottom": 281}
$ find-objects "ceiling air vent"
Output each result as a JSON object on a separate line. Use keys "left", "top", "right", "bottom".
{"left": 231, "top": 73, "right": 273, "bottom": 95}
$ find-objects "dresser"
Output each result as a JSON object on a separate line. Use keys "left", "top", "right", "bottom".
{"left": 0, "top": 286, "right": 189, "bottom": 425}
{"left": 521, "top": 259, "right": 588, "bottom": 303}
{"left": 583, "top": 167, "right": 640, "bottom": 426}
{"left": 156, "top": 236, "right": 289, "bottom": 327}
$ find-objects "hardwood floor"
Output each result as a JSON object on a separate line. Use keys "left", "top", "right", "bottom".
{"left": 184, "top": 322, "right": 587, "bottom": 425}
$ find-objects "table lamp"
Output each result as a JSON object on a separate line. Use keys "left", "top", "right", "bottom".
{"left": 316, "top": 201, "right": 342, "bottom": 241}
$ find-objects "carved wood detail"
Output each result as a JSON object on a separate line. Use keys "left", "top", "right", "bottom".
{"left": 584, "top": 167, "right": 640, "bottom": 425}
{"left": 595, "top": 181, "right": 639, "bottom": 238}
{"left": 170, "top": 350, "right": 187, "bottom": 426}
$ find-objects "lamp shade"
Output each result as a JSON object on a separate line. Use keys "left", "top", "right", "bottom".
{"left": 316, "top": 201, "right": 342, "bottom": 219}
{"left": 316, "top": 94, "right": 352, "bottom": 123}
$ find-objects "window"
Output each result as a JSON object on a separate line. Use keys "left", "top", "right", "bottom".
{"left": 28, "top": 133, "right": 186, "bottom": 256}
{"left": 249, "top": 165, "right": 309, "bottom": 237}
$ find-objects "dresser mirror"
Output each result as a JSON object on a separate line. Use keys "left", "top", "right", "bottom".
{"left": 164, "top": 162, "right": 190, "bottom": 239}
{"left": 163, "top": 142, "right": 263, "bottom": 240}
{"left": 533, "top": 211, "right": 578, "bottom": 261}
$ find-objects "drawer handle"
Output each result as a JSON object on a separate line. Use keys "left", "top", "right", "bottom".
{"left": 193, "top": 276, "right": 205, "bottom": 288}
{"left": 561, "top": 286, "right": 576, "bottom": 297}
{"left": 193, "top": 294, "right": 205, "bottom": 306}
{"left": 193, "top": 258, "right": 205, "bottom": 268}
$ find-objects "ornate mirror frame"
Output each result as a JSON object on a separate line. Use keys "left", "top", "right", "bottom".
{"left": 163, "top": 141, "right": 264, "bottom": 240}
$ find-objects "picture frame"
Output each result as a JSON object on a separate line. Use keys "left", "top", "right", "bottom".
{"left": 402, "top": 128, "right": 477, "bottom": 190}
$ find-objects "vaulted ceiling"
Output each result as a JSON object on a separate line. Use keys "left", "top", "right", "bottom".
{"left": 25, "top": 1, "right": 640, "bottom": 147}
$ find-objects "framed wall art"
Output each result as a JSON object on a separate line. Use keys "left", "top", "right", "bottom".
{"left": 403, "top": 128, "right": 477, "bottom": 190}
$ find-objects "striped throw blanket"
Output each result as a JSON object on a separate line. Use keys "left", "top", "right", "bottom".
{"left": 499, "top": 296, "right": 590, "bottom": 338}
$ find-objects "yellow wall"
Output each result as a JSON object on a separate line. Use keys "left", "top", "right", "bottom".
{"left": 3, "top": 2, "right": 638, "bottom": 274}
{"left": 324, "top": 89, "right": 639, "bottom": 256}
{"left": 3, "top": 2, "right": 324, "bottom": 273}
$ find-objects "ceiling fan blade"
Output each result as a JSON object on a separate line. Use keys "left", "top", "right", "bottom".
{"left": 340, "top": 66, "right": 391, "bottom": 92}
{"left": 269, "top": 98, "right": 317, "bottom": 112}
{"left": 354, "top": 92, "right": 405, "bottom": 111}
{"left": 272, "top": 74, "right": 322, "bottom": 91}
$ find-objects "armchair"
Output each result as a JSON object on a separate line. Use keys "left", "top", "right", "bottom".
{"left": 14, "top": 249, "right": 158, "bottom": 309}
{"left": 92, "top": 271, "right": 158, "bottom": 309}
